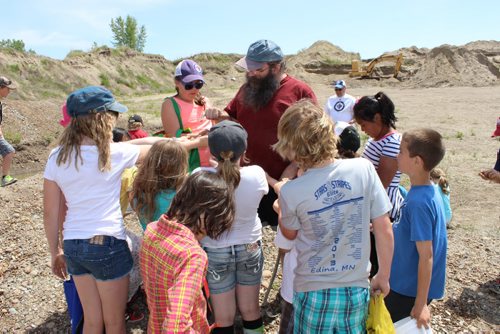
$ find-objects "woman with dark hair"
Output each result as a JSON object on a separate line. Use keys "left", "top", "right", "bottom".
{"left": 160, "top": 59, "right": 212, "bottom": 168}
{"left": 140, "top": 171, "right": 235, "bottom": 333}
{"left": 354, "top": 91, "right": 403, "bottom": 276}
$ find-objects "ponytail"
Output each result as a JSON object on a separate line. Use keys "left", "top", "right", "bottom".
{"left": 217, "top": 151, "right": 241, "bottom": 188}
{"left": 430, "top": 168, "right": 450, "bottom": 195}
{"left": 354, "top": 91, "right": 397, "bottom": 128}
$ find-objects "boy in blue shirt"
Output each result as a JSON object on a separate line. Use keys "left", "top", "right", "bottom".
{"left": 386, "top": 128, "right": 447, "bottom": 329}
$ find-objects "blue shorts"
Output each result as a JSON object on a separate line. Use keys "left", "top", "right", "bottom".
{"left": 203, "top": 240, "right": 264, "bottom": 294}
{"left": 0, "top": 137, "right": 15, "bottom": 157}
{"left": 293, "top": 287, "right": 369, "bottom": 334}
{"left": 64, "top": 236, "right": 133, "bottom": 282}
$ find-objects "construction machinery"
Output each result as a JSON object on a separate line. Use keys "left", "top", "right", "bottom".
{"left": 349, "top": 53, "right": 403, "bottom": 78}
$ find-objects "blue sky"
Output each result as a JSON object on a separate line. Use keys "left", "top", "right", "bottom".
{"left": 3, "top": 0, "right": 499, "bottom": 61}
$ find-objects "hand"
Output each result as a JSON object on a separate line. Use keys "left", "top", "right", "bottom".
{"left": 51, "top": 251, "right": 67, "bottom": 280}
{"left": 370, "top": 273, "right": 390, "bottom": 297}
{"left": 479, "top": 169, "right": 500, "bottom": 183}
{"left": 204, "top": 108, "right": 222, "bottom": 120}
{"left": 411, "top": 303, "right": 431, "bottom": 329}
{"left": 272, "top": 199, "right": 280, "bottom": 214}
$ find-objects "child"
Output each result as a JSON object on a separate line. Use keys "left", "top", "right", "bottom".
{"left": 43, "top": 86, "right": 163, "bottom": 332}
{"left": 385, "top": 128, "right": 447, "bottom": 329}
{"left": 430, "top": 168, "right": 452, "bottom": 226}
{"left": 354, "top": 92, "right": 403, "bottom": 278}
{"left": 334, "top": 121, "right": 361, "bottom": 158}
{"left": 272, "top": 99, "right": 394, "bottom": 333}
{"left": 198, "top": 120, "right": 268, "bottom": 334}
{"left": 140, "top": 171, "right": 235, "bottom": 333}
{"left": 0, "top": 76, "right": 17, "bottom": 187}
{"left": 113, "top": 127, "right": 131, "bottom": 142}
{"left": 128, "top": 114, "right": 149, "bottom": 139}
{"left": 131, "top": 140, "right": 189, "bottom": 230}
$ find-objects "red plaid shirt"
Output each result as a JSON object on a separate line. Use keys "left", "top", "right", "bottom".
{"left": 140, "top": 215, "right": 209, "bottom": 333}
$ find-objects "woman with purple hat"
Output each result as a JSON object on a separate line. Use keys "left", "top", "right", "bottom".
{"left": 161, "top": 59, "right": 212, "bottom": 170}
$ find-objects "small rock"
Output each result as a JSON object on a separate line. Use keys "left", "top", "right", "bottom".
{"left": 23, "top": 266, "right": 32, "bottom": 274}
{"left": 8, "top": 307, "right": 17, "bottom": 315}
{"left": 262, "top": 270, "right": 272, "bottom": 279}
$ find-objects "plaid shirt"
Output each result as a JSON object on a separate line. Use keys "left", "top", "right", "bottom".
{"left": 140, "top": 214, "right": 209, "bottom": 333}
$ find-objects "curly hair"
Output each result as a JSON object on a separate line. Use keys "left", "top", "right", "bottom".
{"left": 167, "top": 171, "right": 234, "bottom": 240}
{"left": 131, "top": 140, "right": 188, "bottom": 223}
{"left": 273, "top": 99, "right": 337, "bottom": 170}
{"left": 56, "top": 111, "right": 117, "bottom": 171}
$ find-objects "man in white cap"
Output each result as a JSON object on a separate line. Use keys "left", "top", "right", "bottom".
{"left": 0, "top": 76, "right": 17, "bottom": 187}
{"left": 206, "top": 39, "right": 317, "bottom": 228}
{"left": 325, "top": 80, "right": 356, "bottom": 124}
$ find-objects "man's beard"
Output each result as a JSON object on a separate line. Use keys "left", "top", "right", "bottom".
{"left": 242, "top": 70, "right": 281, "bottom": 112}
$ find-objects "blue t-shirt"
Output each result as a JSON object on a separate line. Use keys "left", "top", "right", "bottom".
{"left": 433, "top": 184, "right": 452, "bottom": 225}
{"left": 390, "top": 185, "right": 447, "bottom": 299}
{"left": 138, "top": 189, "right": 176, "bottom": 230}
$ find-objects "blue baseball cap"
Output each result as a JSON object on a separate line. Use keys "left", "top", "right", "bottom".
{"left": 208, "top": 120, "right": 248, "bottom": 161}
{"left": 235, "top": 39, "right": 284, "bottom": 71}
{"left": 174, "top": 59, "right": 204, "bottom": 84}
{"left": 66, "top": 86, "right": 127, "bottom": 118}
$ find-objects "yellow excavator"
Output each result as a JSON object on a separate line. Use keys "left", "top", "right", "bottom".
{"left": 349, "top": 53, "right": 403, "bottom": 78}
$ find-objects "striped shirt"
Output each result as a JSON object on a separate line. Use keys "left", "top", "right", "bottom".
{"left": 140, "top": 215, "right": 209, "bottom": 333}
{"left": 362, "top": 132, "right": 403, "bottom": 220}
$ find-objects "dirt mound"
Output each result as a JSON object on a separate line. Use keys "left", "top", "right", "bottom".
{"left": 287, "top": 41, "right": 359, "bottom": 76}
{"left": 408, "top": 44, "right": 500, "bottom": 87}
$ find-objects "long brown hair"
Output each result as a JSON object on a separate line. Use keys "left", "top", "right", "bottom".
{"left": 430, "top": 168, "right": 450, "bottom": 195}
{"left": 167, "top": 171, "right": 234, "bottom": 239}
{"left": 56, "top": 111, "right": 117, "bottom": 171}
{"left": 217, "top": 151, "right": 241, "bottom": 188}
{"left": 131, "top": 140, "right": 188, "bottom": 222}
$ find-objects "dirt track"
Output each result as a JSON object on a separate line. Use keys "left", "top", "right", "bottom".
{"left": 0, "top": 85, "right": 499, "bottom": 333}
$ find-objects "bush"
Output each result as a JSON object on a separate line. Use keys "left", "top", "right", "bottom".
{"left": 0, "top": 39, "right": 26, "bottom": 52}
{"left": 99, "top": 74, "right": 110, "bottom": 87}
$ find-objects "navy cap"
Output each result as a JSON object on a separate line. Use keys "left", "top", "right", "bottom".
{"left": 339, "top": 125, "right": 360, "bottom": 153}
{"left": 66, "top": 86, "right": 127, "bottom": 118}
{"left": 208, "top": 121, "right": 248, "bottom": 161}
{"left": 174, "top": 60, "right": 204, "bottom": 84}
{"left": 235, "top": 39, "right": 284, "bottom": 71}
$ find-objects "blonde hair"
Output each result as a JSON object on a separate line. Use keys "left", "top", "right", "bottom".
{"left": 56, "top": 112, "right": 117, "bottom": 171}
{"left": 273, "top": 99, "right": 337, "bottom": 170}
{"left": 430, "top": 167, "right": 450, "bottom": 195}
{"left": 131, "top": 140, "right": 188, "bottom": 222}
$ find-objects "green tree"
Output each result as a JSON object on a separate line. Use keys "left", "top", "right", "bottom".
{"left": 0, "top": 39, "right": 26, "bottom": 52}
{"left": 110, "top": 16, "right": 147, "bottom": 52}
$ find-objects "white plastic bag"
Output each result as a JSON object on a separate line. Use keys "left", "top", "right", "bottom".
{"left": 394, "top": 316, "right": 433, "bottom": 334}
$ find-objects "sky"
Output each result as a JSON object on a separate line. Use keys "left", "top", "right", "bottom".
{"left": 3, "top": 0, "right": 500, "bottom": 61}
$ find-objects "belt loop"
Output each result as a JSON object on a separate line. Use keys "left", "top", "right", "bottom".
{"left": 231, "top": 245, "right": 235, "bottom": 256}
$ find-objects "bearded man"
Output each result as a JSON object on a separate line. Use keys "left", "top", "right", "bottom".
{"left": 206, "top": 40, "right": 317, "bottom": 227}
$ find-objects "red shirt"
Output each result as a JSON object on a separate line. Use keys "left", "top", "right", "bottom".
{"left": 140, "top": 215, "right": 209, "bottom": 333}
{"left": 225, "top": 75, "right": 316, "bottom": 179}
{"left": 128, "top": 128, "right": 149, "bottom": 139}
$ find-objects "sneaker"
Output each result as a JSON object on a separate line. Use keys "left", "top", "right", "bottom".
{"left": 1, "top": 175, "right": 17, "bottom": 187}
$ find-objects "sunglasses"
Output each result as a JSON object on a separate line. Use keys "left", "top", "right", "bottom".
{"left": 335, "top": 88, "right": 343, "bottom": 91}
{"left": 184, "top": 81, "right": 204, "bottom": 90}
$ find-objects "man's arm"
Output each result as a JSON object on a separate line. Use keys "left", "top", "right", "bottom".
{"left": 411, "top": 240, "right": 433, "bottom": 329}
{"left": 370, "top": 213, "right": 394, "bottom": 296}
{"left": 163, "top": 251, "right": 206, "bottom": 333}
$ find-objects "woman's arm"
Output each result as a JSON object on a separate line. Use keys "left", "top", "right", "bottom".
{"left": 161, "top": 98, "right": 181, "bottom": 137}
{"left": 43, "top": 179, "right": 67, "bottom": 280}
{"left": 377, "top": 156, "right": 399, "bottom": 189}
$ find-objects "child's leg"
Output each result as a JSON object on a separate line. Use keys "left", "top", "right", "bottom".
{"left": 385, "top": 290, "right": 433, "bottom": 323}
{"left": 73, "top": 274, "right": 104, "bottom": 333}
{"left": 97, "top": 276, "right": 129, "bottom": 333}
{"left": 278, "top": 299, "right": 294, "bottom": 334}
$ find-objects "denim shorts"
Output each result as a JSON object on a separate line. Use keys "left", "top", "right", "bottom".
{"left": 203, "top": 240, "right": 264, "bottom": 294}
{"left": 64, "top": 236, "right": 133, "bottom": 282}
{"left": 0, "top": 137, "right": 15, "bottom": 157}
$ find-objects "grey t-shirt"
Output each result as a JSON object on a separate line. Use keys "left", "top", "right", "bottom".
{"left": 280, "top": 158, "right": 392, "bottom": 292}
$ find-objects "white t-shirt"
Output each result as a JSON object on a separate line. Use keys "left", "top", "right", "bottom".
{"left": 198, "top": 165, "right": 269, "bottom": 248}
{"left": 274, "top": 229, "right": 297, "bottom": 304}
{"left": 44, "top": 143, "right": 140, "bottom": 240}
{"left": 279, "top": 158, "right": 392, "bottom": 293}
{"left": 324, "top": 93, "right": 356, "bottom": 123}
